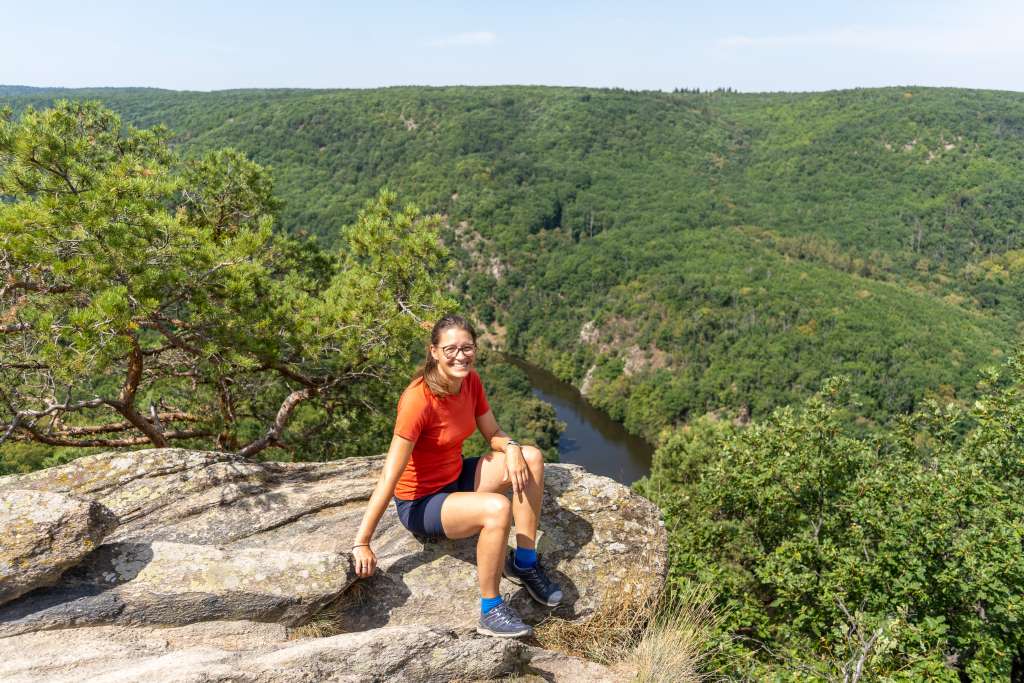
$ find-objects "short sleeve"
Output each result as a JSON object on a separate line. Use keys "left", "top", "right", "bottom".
{"left": 394, "top": 382, "right": 431, "bottom": 442}
{"left": 472, "top": 371, "right": 491, "bottom": 417}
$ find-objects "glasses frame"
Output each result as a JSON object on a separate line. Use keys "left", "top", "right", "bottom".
{"left": 438, "top": 343, "right": 477, "bottom": 360}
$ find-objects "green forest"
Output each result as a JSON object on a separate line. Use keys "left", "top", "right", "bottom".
{"left": 2, "top": 86, "right": 1022, "bottom": 678}
{"left": 4, "top": 85, "right": 1020, "bottom": 439}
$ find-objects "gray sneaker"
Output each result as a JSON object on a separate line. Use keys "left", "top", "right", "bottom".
{"left": 503, "top": 549, "right": 563, "bottom": 607}
{"left": 477, "top": 601, "right": 533, "bottom": 638}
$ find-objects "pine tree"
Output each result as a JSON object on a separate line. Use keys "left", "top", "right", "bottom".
{"left": 0, "top": 101, "right": 452, "bottom": 458}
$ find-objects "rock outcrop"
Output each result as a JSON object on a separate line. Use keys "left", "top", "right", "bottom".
{"left": 0, "top": 448, "right": 667, "bottom": 681}
{"left": 0, "top": 489, "right": 116, "bottom": 605}
{"left": 0, "top": 621, "right": 528, "bottom": 683}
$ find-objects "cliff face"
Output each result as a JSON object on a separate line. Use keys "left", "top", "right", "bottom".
{"left": 0, "top": 449, "right": 667, "bottom": 682}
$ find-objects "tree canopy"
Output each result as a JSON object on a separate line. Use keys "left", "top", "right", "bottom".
{"left": 0, "top": 101, "right": 452, "bottom": 459}
{"left": 636, "top": 353, "right": 1024, "bottom": 679}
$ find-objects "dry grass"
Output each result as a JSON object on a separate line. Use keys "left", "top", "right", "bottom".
{"left": 628, "top": 585, "right": 722, "bottom": 683}
{"left": 534, "top": 570, "right": 656, "bottom": 665}
{"left": 288, "top": 579, "right": 373, "bottom": 640}
{"left": 534, "top": 569, "right": 722, "bottom": 683}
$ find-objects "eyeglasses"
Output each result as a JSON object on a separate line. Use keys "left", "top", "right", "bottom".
{"left": 440, "top": 344, "right": 476, "bottom": 359}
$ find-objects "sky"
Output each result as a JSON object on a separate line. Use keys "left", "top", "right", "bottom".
{"left": 3, "top": 0, "right": 1024, "bottom": 93}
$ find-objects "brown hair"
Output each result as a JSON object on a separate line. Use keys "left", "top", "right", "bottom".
{"left": 413, "top": 314, "right": 477, "bottom": 397}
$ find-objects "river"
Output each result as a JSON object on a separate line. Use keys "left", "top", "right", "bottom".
{"left": 505, "top": 357, "right": 654, "bottom": 486}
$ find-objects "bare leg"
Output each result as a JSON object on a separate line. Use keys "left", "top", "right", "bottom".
{"left": 439, "top": 491, "right": 511, "bottom": 598}
{"left": 475, "top": 446, "right": 545, "bottom": 550}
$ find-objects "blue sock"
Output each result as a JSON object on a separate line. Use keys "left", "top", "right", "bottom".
{"left": 514, "top": 546, "right": 537, "bottom": 569}
{"left": 481, "top": 595, "right": 503, "bottom": 615}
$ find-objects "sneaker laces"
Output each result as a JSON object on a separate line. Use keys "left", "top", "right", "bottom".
{"left": 520, "top": 562, "right": 554, "bottom": 590}
{"left": 490, "top": 600, "right": 523, "bottom": 627}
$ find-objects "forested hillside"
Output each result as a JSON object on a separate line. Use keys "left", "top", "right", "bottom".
{"left": 4, "top": 88, "right": 1023, "bottom": 678}
{"left": 4, "top": 86, "right": 1021, "bottom": 439}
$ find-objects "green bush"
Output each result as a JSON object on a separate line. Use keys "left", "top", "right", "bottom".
{"left": 637, "top": 353, "right": 1024, "bottom": 680}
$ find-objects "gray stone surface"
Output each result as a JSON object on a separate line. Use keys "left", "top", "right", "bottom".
{"left": 0, "top": 449, "right": 666, "bottom": 633}
{"left": 0, "top": 621, "right": 527, "bottom": 683}
{"left": 0, "top": 448, "right": 668, "bottom": 680}
{"left": 0, "top": 540, "right": 354, "bottom": 636}
{"left": 0, "top": 489, "right": 116, "bottom": 606}
{"left": 524, "top": 645, "right": 633, "bottom": 682}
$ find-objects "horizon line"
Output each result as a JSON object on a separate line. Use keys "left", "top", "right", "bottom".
{"left": 4, "top": 83, "right": 1024, "bottom": 97}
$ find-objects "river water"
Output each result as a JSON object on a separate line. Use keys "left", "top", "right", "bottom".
{"left": 506, "top": 357, "right": 654, "bottom": 486}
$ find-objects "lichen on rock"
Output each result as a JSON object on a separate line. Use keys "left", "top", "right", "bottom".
{"left": 0, "top": 448, "right": 666, "bottom": 681}
{"left": 0, "top": 489, "right": 116, "bottom": 606}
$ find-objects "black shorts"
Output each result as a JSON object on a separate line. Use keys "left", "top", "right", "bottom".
{"left": 393, "top": 457, "right": 481, "bottom": 538}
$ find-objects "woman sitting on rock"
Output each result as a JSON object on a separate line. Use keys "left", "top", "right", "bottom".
{"left": 352, "top": 314, "right": 562, "bottom": 638}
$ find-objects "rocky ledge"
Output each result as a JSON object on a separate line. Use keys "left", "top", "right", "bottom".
{"left": 0, "top": 449, "right": 666, "bottom": 682}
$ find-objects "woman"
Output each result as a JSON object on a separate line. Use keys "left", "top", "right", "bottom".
{"left": 351, "top": 314, "right": 562, "bottom": 638}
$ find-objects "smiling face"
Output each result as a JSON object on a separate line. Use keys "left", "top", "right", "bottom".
{"left": 430, "top": 327, "right": 476, "bottom": 389}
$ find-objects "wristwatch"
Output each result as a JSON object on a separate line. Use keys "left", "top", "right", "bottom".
{"left": 504, "top": 439, "right": 521, "bottom": 452}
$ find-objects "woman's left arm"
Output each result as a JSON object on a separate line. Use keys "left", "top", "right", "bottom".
{"left": 477, "top": 410, "right": 528, "bottom": 495}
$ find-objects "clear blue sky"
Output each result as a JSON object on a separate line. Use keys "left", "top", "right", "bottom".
{"left": 3, "top": 0, "right": 1023, "bottom": 92}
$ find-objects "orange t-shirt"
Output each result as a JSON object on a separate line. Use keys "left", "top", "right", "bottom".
{"left": 393, "top": 370, "right": 491, "bottom": 500}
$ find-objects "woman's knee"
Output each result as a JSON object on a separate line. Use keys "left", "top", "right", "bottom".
{"left": 481, "top": 493, "right": 512, "bottom": 528}
{"left": 522, "top": 445, "right": 544, "bottom": 472}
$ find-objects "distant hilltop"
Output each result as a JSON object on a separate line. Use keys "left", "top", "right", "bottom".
{"left": 0, "top": 84, "right": 174, "bottom": 96}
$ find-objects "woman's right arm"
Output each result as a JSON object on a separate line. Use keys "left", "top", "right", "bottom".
{"left": 351, "top": 433, "right": 415, "bottom": 577}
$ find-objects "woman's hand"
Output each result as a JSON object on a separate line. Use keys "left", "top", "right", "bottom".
{"left": 353, "top": 545, "right": 377, "bottom": 578}
{"left": 506, "top": 447, "right": 529, "bottom": 496}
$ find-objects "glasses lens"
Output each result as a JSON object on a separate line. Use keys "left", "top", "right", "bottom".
{"left": 443, "top": 345, "right": 476, "bottom": 358}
